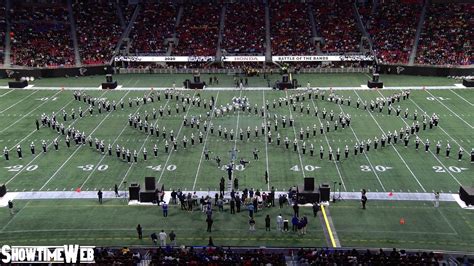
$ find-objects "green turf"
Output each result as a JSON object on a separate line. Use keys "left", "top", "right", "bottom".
{"left": 0, "top": 73, "right": 458, "bottom": 88}
{"left": 1, "top": 199, "right": 472, "bottom": 252}
{"left": 0, "top": 73, "right": 473, "bottom": 251}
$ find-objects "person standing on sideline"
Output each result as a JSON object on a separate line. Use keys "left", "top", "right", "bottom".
{"left": 162, "top": 202, "right": 168, "bottom": 217}
{"left": 361, "top": 189, "right": 367, "bottom": 209}
{"left": 293, "top": 202, "right": 299, "bottom": 217}
{"left": 206, "top": 216, "right": 213, "bottom": 232}
{"left": 434, "top": 192, "right": 440, "bottom": 208}
{"left": 265, "top": 215, "right": 271, "bottom": 231}
{"left": 169, "top": 230, "right": 176, "bottom": 246}
{"left": 276, "top": 214, "right": 283, "bottom": 231}
{"left": 136, "top": 224, "right": 142, "bottom": 239}
{"left": 159, "top": 230, "right": 167, "bottom": 247}
{"left": 114, "top": 184, "right": 119, "bottom": 197}
{"left": 291, "top": 215, "right": 299, "bottom": 232}
{"left": 249, "top": 217, "right": 256, "bottom": 231}
{"left": 312, "top": 202, "right": 319, "bottom": 217}
{"left": 98, "top": 190, "right": 103, "bottom": 204}
{"left": 150, "top": 232, "right": 158, "bottom": 245}
{"left": 8, "top": 200, "right": 14, "bottom": 215}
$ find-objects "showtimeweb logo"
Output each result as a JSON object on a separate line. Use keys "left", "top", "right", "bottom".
{"left": 1, "top": 245, "right": 95, "bottom": 264}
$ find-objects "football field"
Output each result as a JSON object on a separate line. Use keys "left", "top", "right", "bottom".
{"left": 0, "top": 73, "right": 473, "bottom": 251}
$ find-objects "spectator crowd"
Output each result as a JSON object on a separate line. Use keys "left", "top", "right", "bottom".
{"left": 314, "top": 0, "right": 362, "bottom": 53}
{"left": 10, "top": 3, "right": 75, "bottom": 67}
{"left": 221, "top": 1, "right": 265, "bottom": 55}
{"left": 74, "top": 0, "right": 123, "bottom": 65}
{"left": 130, "top": 1, "right": 177, "bottom": 55}
{"left": 174, "top": 2, "right": 221, "bottom": 56}
{"left": 416, "top": 3, "right": 473, "bottom": 66}
{"left": 270, "top": 2, "right": 316, "bottom": 55}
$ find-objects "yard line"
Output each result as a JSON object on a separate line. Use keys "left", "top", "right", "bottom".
{"left": 38, "top": 91, "right": 131, "bottom": 190}
{"left": 79, "top": 91, "right": 159, "bottom": 189}
{"left": 449, "top": 89, "right": 474, "bottom": 107}
{"left": 309, "top": 96, "right": 347, "bottom": 191}
{"left": 231, "top": 89, "right": 243, "bottom": 180}
{"left": 334, "top": 100, "right": 386, "bottom": 191}
{"left": 192, "top": 92, "right": 220, "bottom": 191}
{"left": 0, "top": 89, "right": 15, "bottom": 98}
{"left": 1, "top": 202, "right": 31, "bottom": 232}
{"left": 117, "top": 95, "right": 172, "bottom": 189}
{"left": 4, "top": 90, "right": 111, "bottom": 186}
{"left": 405, "top": 91, "right": 466, "bottom": 152}
{"left": 375, "top": 90, "right": 463, "bottom": 187}
{"left": 155, "top": 91, "right": 198, "bottom": 186}
{"left": 353, "top": 90, "right": 427, "bottom": 192}
{"left": 0, "top": 90, "right": 39, "bottom": 114}
{"left": 262, "top": 90, "right": 270, "bottom": 191}
{"left": 424, "top": 90, "right": 473, "bottom": 129}
{"left": 8, "top": 98, "right": 76, "bottom": 151}
{"left": 284, "top": 90, "right": 306, "bottom": 179}
{"left": 0, "top": 90, "right": 62, "bottom": 134}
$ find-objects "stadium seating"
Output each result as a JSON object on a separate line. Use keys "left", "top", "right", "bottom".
{"left": 10, "top": 3, "right": 75, "bottom": 67}
{"left": 0, "top": 0, "right": 5, "bottom": 64}
{"left": 364, "top": 0, "right": 422, "bottom": 64}
{"left": 174, "top": 3, "right": 221, "bottom": 56}
{"left": 74, "top": 1, "right": 123, "bottom": 65}
{"left": 129, "top": 1, "right": 177, "bottom": 55}
{"left": 221, "top": 2, "right": 265, "bottom": 55}
{"left": 415, "top": 3, "right": 473, "bottom": 66}
{"left": 313, "top": 1, "right": 362, "bottom": 53}
{"left": 270, "top": 2, "right": 315, "bottom": 55}
{"left": 118, "top": 0, "right": 135, "bottom": 24}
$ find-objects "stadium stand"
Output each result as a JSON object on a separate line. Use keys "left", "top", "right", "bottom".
{"left": 0, "top": 0, "right": 5, "bottom": 64}
{"left": 129, "top": 1, "right": 177, "bottom": 55}
{"left": 74, "top": 1, "right": 123, "bottom": 65}
{"left": 173, "top": 2, "right": 221, "bottom": 56}
{"left": 415, "top": 3, "right": 473, "bottom": 66}
{"left": 270, "top": 1, "right": 315, "bottom": 55}
{"left": 313, "top": 0, "right": 362, "bottom": 54}
{"left": 364, "top": 0, "right": 422, "bottom": 64}
{"left": 118, "top": 0, "right": 136, "bottom": 24}
{"left": 221, "top": 1, "right": 266, "bottom": 55}
{"left": 91, "top": 246, "right": 473, "bottom": 265}
{"left": 9, "top": 3, "right": 75, "bottom": 67}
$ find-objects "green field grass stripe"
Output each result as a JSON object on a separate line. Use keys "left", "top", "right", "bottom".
{"left": 309, "top": 94, "right": 346, "bottom": 190}
{"left": 192, "top": 92, "right": 220, "bottom": 190}
{"left": 406, "top": 94, "right": 467, "bottom": 151}
{"left": 375, "top": 90, "right": 463, "bottom": 187}
{"left": 285, "top": 90, "right": 306, "bottom": 178}
{"left": 262, "top": 90, "right": 270, "bottom": 191}
{"left": 0, "top": 90, "right": 62, "bottom": 134}
{"left": 424, "top": 90, "right": 473, "bottom": 129}
{"left": 39, "top": 90, "right": 131, "bottom": 190}
{"left": 156, "top": 91, "right": 197, "bottom": 185}
{"left": 449, "top": 89, "right": 474, "bottom": 107}
{"left": 353, "top": 89, "right": 427, "bottom": 192}
{"left": 0, "top": 90, "right": 39, "bottom": 114}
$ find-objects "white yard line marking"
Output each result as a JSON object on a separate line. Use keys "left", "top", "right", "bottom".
{"left": 309, "top": 96, "right": 347, "bottom": 191}
{"left": 425, "top": 90, "right": 473, "bottom": 129}
{"left": 192, "top": 92, "right": 220, "bottom": 191}
{"left": 0, "top": 90, "right": 15, "bottom": 98}
{"left": 406, "top": 93, "right": 467, "bottom": 152}
{"left": 80, "top": 91, "right": 157, "bottom": 189}
{"left": 155, "top": 91, "right": 198, "bottom": 185}
{"left": 335, "top": 100, "right": 386, "bottom": 191}
{"left": 449, "top": 89, "right": 474, "bottom": 107}
{"left": 375, "top": 90, "right": 463, "bottom": 187}
{"left": 285, "top": 90, "right": 306, "bottom": 179}
{"left": 262, "top": 90, "right": 270, "bottom": 191}
{"left": 38, "top": 91, "right": 131, "bottom": 190}
{"left": 8, "top": 98, "right": 76, "bottom": 151}
{"left": 0, "top": 90, "right": 39, "bottom": 114}
{"left": 4, "top": 90, "right": 111, "bottom": 186}
{"left": 231, "top": 89, "right": 244, "bottom": 181}
{"left": 0, "top": 90, "right": 62, "bottom": 134}
{"left": 1, "top": 202, "right": 31, "bottom": 232}
{"left": 353, "top": 90, "right": 427, "bottom": 192}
